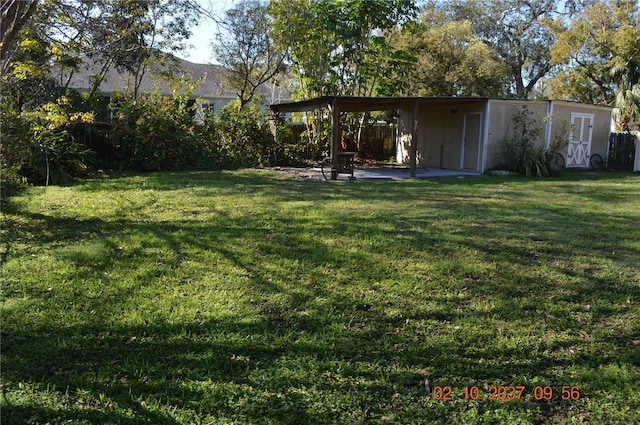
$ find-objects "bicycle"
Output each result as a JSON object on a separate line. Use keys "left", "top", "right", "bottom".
{"left": 589, "top": 153, "right": 605, "bottom": 170}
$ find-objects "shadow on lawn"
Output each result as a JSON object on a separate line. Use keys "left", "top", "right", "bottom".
{"left": 3, "top": 215, "right": 425, "bottom": 422}
{"left": 2, "top": 170, "right": 639, "bottom": 423}
{"left": 1, "top": 318, "right": 309, "bottom": 423}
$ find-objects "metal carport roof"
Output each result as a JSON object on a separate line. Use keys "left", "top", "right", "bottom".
{"left": 270, "top": 96, "right": 488, "bottom": 113}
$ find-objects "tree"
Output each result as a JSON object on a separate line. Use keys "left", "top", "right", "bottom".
{"left": 447, "top": 0, "right": 559, "bottom": 98}
{"left": 70, "top": 0, "right": 199, "bottom": 98}
{"left": 0, "top": 0, "right": 202, "bottom": 188}
{"left": 545, "top": 0, "right": 640, "bottom": 128}
{"left": 1, "top": 0, "right": 202, "bottom": 119}
{"left": 613, "top": 82, "right": 640, "bottom": 132}
{"left": 269, "top": 0, "right": 417, "bottom": 99}
{"left": 269, "top": 0, "right": 417, "bottom": 153}
{"left": 2, "top": 0, "right": 201, "bottom": 100}
{"left": 393, "top": 6, "right": 509, "bottom": 97}
{"left": 212, "top": 0, "right": 285, "bottom": 109}
{"left": 1, "top": 0, "right": 38, "bottom": 68}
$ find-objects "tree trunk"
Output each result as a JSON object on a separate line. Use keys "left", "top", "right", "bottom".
{"left": 1, "top": 0, "right": 38, "bottom": 67}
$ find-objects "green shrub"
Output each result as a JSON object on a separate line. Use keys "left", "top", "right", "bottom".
{"left": 109, "top": 87, "right": 213, "bottom": 171}
{"left": 0, "top": 102, "right": 32, "bottom": 195}
{"left": 272, "top": 118, "right": 326, "bottom": 166}
{"left": 1, "top": 23, "right": 96, "bottom": 191}
{"left": 500, "top": 106, "right": 568, "bottom": 177}
{"left": 26, "top": 128, "right": 92, "bottom": 185}
{"left": 213, "top": 99, "right": 276, "bottom": 168}
{"left": 1, "top": 99, "right": 92, "bottom": 191}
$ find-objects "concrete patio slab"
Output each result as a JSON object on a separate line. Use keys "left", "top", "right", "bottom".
{"left": 273, "top": 166, "right": 484, "bottom": 181}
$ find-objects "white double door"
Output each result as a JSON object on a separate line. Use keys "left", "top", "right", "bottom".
{"left": 567, "top": 113, "right": 594, "bottom": 168}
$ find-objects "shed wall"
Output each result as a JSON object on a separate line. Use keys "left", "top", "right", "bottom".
{"left": 483, "top": 100, "right": 549, "bottom": 171}
{"left": 396, "top": 99, "right": 612, "bottom": 172}
{"left": 549, "top": 102, "right": 612, "bottom": 166}
{"left": 397, "top": 103, "right": 485, "bottom": 169}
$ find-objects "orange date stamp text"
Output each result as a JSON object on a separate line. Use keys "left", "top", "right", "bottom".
{"left": 431, "top": 385, "right": 581, "bottom": 401}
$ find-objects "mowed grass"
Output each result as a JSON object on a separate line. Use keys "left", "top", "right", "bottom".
{"left": 1, "top": 169, "right": 639, "bottom": 424}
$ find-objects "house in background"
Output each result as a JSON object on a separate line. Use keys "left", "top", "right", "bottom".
{"left": 271, "top": 96, "right": 613, "bottom": 176}
{"left": 56, "top": 53, "right": 292, "bottom": 121}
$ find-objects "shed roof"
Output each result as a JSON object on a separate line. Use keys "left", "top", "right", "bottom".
{"left": 270, "top": 96, "right": 615, "bottom": 114}
{"left": 270, "top": 96, "right": 489, "bottom": 113}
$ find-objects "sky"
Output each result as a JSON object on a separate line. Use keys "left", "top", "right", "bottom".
{"left": 174, "top": 0, "right": 240, "bottom": 64}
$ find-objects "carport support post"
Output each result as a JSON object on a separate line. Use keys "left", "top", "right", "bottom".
{"left": 410, "top": 101, "right": 419, "bottom": 178}
{"left": 330, "top": 98, "right": 340, "bottom": 180}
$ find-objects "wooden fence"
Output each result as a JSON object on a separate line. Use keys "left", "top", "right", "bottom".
{"left": 608, "top": 133, "right": 637, "bottom": 169}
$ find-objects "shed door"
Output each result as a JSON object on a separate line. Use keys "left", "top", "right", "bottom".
{"left": 462, "top": 113, "right": 482, "bottom": 170}
{"left": 567, "top": 113, "right": 594, "bottom": 168}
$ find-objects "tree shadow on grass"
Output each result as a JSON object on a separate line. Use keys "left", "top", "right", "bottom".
{"left": 2, "top": 170, "right": 639, "bottom": 423}
{"left": 1, "top": 319, "right": 313, "bottom": 424}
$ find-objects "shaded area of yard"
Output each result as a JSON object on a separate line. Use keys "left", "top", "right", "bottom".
{"left": 1, "top": 170, "right": 639, "bottom": 424}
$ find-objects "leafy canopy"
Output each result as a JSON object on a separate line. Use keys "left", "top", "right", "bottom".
{"left": 269, "top": 0, "right": 417, "bottom": 99}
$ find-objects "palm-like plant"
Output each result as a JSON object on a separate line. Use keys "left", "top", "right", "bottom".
{"left": 613, "top": 82, "right": 640, "bottom": 132}
{"left": 611, "top": 59, "right": 640, "bottom": 132}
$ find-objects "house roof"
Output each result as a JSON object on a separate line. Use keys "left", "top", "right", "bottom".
{"left": 58, "top": 53, "right": 292, "bottom": 103}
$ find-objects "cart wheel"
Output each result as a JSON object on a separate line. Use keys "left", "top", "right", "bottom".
{"left": 349, "top": 176, "right": 357, "bottom": 183}
{"left": 589, "top": 153, "right": 605, "bottom": 170}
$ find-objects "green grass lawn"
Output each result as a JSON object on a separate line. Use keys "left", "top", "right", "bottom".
{"left": 1, "top": 169, "right": 639, "bottom": 424}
